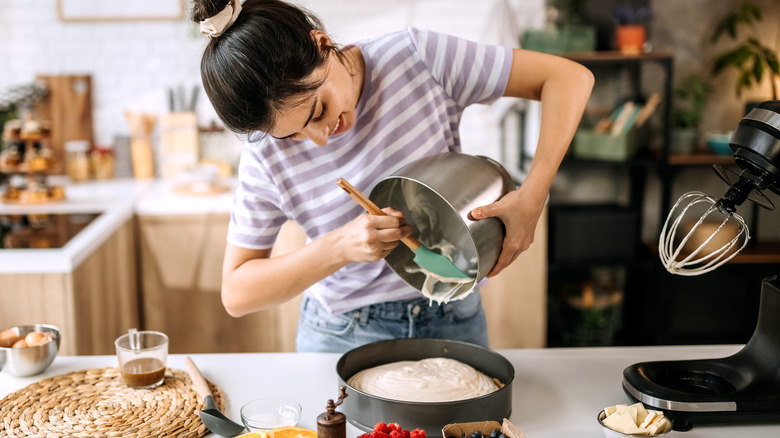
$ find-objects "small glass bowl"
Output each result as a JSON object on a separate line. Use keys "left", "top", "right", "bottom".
{"left": 241, "top": 397, "right": 302, "bottom": 431}
{"left": 598, "top": 409, "right": 673, "bottom": 438}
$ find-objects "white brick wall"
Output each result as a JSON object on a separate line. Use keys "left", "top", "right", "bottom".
{"left": 1, "top": 0, "right": 543, "bottom": 160}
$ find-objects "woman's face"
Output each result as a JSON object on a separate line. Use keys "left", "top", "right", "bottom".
{"left": 269, "top": 37, "right": 362, "bottom": 146}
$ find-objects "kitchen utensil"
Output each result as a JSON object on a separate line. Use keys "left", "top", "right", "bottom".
{"left": 240, "top": 397, "right": 302, "bottom": 431}
{"left": 625, "top": 100, "right": 780, "bottom": 431}
{"left": 658, "top": 191, "right": 749, "bottom": 276}
{"left": 124, "top": 111, "right": 156, "bottom": 179}
{"left": 658, "top": 100, "right": 780, "bottom": 276}
{"left": 368, "top": 152, "right": 514, "bottom": 296}
{"left": 337, "top": 177, "right": 469, "bottom": 279}
{"left": 336, "top": 338, "right": 514, "bottom": 438}
{"left": 0, "top": 324, "right": 60, "bottom": 377}
{"left": 185, "top": 356, "right": 246, "bottom": 437}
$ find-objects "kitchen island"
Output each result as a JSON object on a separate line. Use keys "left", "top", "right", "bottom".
{"left": 1, "top": 345, "right": 778, "bottom": 437}
{"left": 0, "top": 179, "right": 155, "bottom": 355}
{"left": 0, "top": 177, "right": 548, "bottom": 355}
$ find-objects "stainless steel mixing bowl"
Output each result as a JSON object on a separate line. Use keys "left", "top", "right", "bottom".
{"left": 370, "top": 152, "right": 514, "bottom": 298}
{"left": 0, "top": 324, "right": 61, "bottom": 377}
{"left": 336, "top": 338, "right": 514, "bottom": 437}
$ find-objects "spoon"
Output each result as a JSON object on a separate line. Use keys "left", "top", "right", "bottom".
{"left": 184, "top": 356, "right": 246, "bottom": 437}
{"left": 337, "top": 178, "right": 470, "bottom": 279}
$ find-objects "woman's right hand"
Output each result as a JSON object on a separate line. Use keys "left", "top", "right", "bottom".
{"left": 221, "top": 207, "right": 411, "bottom": 317}
{"left": 336, "top": 207, "right": 412, "bottom": 263}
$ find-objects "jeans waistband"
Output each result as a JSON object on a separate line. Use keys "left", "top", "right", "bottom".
{"left": 355, "top": 292, "right": 478, "bottom": 322}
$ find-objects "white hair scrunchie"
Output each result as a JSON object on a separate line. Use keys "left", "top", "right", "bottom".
{"left": 199, "top": 0, "right": 242, "bottom": 38}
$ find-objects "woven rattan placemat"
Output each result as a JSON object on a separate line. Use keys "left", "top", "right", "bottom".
{"left": 0, "top": 367, "right": 226, "bottom": 438}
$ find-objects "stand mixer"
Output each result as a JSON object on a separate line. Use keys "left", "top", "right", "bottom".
{"left": 623, "top": 100, "right": 780, "bottom": 430}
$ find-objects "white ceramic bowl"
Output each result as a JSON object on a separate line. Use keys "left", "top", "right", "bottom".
{"left": 705, "top": 131, "right": 733, "bottom": 155}
{"left": 240, "top": 397, "right": 302, "bottom": 431}
{"left": 597, "top": 410, "right": 672, "bottom": 438}
{"left": 0, "top": 324, "right": 61, "bottom": 377}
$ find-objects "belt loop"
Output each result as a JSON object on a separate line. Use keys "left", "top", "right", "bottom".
{"left": 406, "top": 303, "right": 415, "bottom": 338}
{"left": 358, "top": 305, "right": 370, "bottom": 325}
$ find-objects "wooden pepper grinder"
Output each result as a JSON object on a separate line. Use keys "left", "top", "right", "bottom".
{"left": 317, "top": 386, "right": 348, "bottom": 438}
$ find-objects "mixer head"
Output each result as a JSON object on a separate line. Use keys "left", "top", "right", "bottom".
{"left": 713, "top": 100, "right": 780, "bottom": 214}
{"left": 660, "top": 100, "right": 780, "bottom": 276}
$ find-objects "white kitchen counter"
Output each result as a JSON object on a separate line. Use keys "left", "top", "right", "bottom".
{"left": 133, "top": 177, "right": 236, "bottom": 216}
{"left": 1, "top": 345, "right": 778, "bottom": 437}
{"left": 0, "top": 177, "right": 237, "bottom": 274}
{"left": 0, "top": 178, "right": 154, "bottom": 274}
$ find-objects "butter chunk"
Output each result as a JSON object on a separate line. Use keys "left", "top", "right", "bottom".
{"left": 638, "top": 410, "right": 657, "bottom": 429}
{"left": 603, "top": 411, "right": 637, "bottom": 433}
{"left": 602, "top": 403, "right": 670, "bottom": 436}
{"left": 615, "top": 404, "right": 639, "bottom": 424}
{"left": 623, "top": 427, "right": 651, "bottom": 436}
{"left": 633, "top": 403, "right": 650, "bottom": 425}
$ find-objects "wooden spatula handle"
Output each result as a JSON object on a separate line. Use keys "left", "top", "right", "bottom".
{"left": 336, "top": 178, "right": 420, "bottom": 250}
{"left": 184, "top": 356, "right": 213, "bottom": 401}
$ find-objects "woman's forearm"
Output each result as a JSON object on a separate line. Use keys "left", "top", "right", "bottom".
{"left": 220, "top": 230, "right": 349, "bottom": 317}
{"left": 221, "top": 211, "right": 409, "bottom": 317}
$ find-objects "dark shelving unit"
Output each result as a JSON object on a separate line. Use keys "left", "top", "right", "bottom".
{"left": 503, "top": 51, "right": 778, "bottom": 348}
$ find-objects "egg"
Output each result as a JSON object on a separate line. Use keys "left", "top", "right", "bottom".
{"left": 25, "top": 331, "right": 52, "bottom": 347}
{"left": 0, "top": 329, "right": 22, "bottom": 348}
{"left": 12, "top": 338, "right": 28, "bottom": 348}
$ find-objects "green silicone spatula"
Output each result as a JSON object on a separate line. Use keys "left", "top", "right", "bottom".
{"left": 337, "top": 178, "right": 470, "bottom": 279}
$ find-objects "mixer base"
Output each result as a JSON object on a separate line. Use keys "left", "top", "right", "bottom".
{"left": 622, "top": 275, "right": 780, "bottom": 430}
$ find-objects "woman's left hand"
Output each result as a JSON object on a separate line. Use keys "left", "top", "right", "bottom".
{"left": 470, "top": 184, "right": 546, "bottom": 277}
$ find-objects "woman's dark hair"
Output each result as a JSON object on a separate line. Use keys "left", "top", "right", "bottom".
{"left": 191, "top": 0, "right": 336, "bottom": 136}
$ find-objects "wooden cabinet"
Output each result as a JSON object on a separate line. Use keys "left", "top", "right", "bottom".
{"left": 137, "top": 215, "right": 303, "bottom": 353}
{"left": 0, "top": 220, "right": 140, "bottom": 355}
{"left": 137, "top": 212, "right": 547, "bottom": 352}
{"left": 481, "top": 206, "right": 548, "bottom": 349}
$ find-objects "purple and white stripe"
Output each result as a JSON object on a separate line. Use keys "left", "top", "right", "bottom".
{"left": 227, "top": 27, "right": 512, "bottom": 314}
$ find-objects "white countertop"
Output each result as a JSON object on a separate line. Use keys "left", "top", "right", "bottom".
{"left": 0, "top": 177, "right": 237, "bottom": 274}
{"left": 133, "top": 177, "right": 237, "bottom": 216}
{"left": 1, "top": 345, "right": 778, "bottom": 438}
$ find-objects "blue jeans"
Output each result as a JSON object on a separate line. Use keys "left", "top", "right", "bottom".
{"left": 295, "top": 291, "right": 489, "bottom": 353}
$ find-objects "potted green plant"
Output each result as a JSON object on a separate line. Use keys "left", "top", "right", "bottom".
{"left": 710, "top": 1, "right": 779, "bottom": 99}
{"left": 670, "top": 74, "right": 711, "bottom": 154}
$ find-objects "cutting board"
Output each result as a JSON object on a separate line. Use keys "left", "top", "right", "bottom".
{"left": 35, "top": 75, "right": 94, "bottom": 169}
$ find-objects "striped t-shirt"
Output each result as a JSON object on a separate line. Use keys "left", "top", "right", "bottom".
{"left": 227, "top": 27, "right": 512, "bottom": 315}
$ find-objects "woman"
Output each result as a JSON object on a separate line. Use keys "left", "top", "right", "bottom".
{"left": 191, "top": 0, "right": 593, "bottom": 352}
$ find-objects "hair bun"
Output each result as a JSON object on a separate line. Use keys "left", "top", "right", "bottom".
{"left": 190, "top": 0, "right": 232, "bottom": 24}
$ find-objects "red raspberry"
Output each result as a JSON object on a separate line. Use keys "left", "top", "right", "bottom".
{"left": 374, "top": 431, "right": 390, "bottom": 438}
{"left": 389, "top": 430, "right": 403, "bottom": 438}
{"left": 401, "top": 430, "right": 411, "bottom": 438}
{"left": 357, "top": 434, "right": 372, "bottom": 438}
{"left": 387, "top": 423, "right": 402, "bottom": 432}
{"left": 410, "top": 429, "right": 426, "bottom": 438}
{"left": 374, "top": 423, "right": 390, "bottom": 434}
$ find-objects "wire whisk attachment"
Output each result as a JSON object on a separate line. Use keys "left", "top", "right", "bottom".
{"left": 659, "top": 191, "right": 750, "bottom": 276}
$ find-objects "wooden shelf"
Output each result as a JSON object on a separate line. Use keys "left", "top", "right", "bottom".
{"left": 643, "top": 240, "right": 780, "bottom": 265}
{"left": 667, "top": 153, "right": 736, "bottom": 166}
{"left": 563, "top": 50, "right": 674, "bottom": 65}
{"left": 732, "top": 241, "right": 780, "bottom": 264}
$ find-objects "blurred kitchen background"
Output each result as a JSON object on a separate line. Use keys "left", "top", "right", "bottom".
{"left": 1, "top": 0, "right": 779, "bottom": 355}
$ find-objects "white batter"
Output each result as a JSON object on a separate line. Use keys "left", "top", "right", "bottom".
{"left": 347, "top": 357, "right": 499, "bottom": 402}
{"left": 400, "top": 182, "right": 478, "bottom": 303}
{"left": 415, "top": 264, "right": 474, "bottom": 303}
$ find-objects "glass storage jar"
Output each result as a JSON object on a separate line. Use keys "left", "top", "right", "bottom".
{"left": 64, "top": 140, "right": 91, "bottom": 182}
